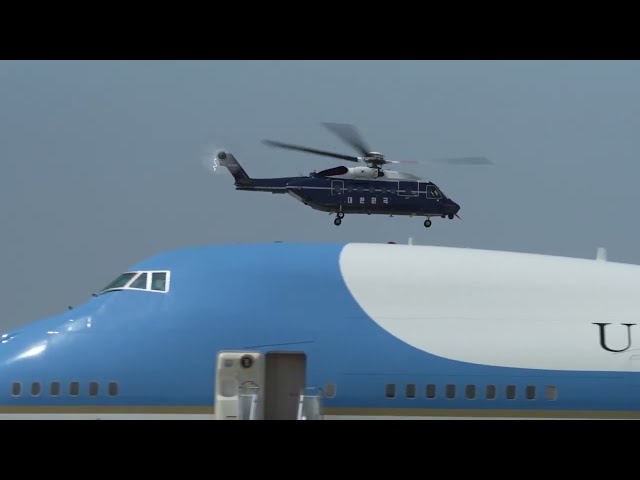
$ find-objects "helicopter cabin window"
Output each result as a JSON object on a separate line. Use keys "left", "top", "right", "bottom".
{"left": 426, "top": 185, "right": 442, "bottom": 199}
{"left": 99, "top": 270, "right": 170, "bottom": 294}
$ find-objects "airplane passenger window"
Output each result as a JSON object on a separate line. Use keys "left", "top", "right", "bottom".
{"left": 11, "top": 382, "right": 21, "bottom": 396}
{"left": 445, "top": 384, "right": 456, "bottom": 399}
{"left": 89, "top": 382, "right": 99, "bottom": 396}
{"left": 465, "top": 385, "right": 476, "bottom": 400}
{"left": 405, "top": 384, "right": 416, "bottom": 398}
{"left": 485, "top": 385, "right": 496, "bottom": 400}
{"left": 108, "top": 382, "right": 119, "bottom": 396}
{"left": 425, "top": 384, "right": 437, "bottom": 399}
{"left": 545, "top": 385, "right": 558, "bottom": 401}
{"left": 129, "top": 273, "right": 148, "bottom": 290}
{"left": 385, "top": 384, "right": 396, "bottom": 398}
{"left": 49, "top": 382, "right": 60, "bottom": 396}
{"left": 525, "top": 385, "right": 536, "bottom": 400}
{"left": 151, "top": 272, "right": 167, "bottom": 292}
{"left": 30, "top": 382, "right": 41, "bottom": 397}
{"left": 505, "top": 385, "right": 516, "bottom": 400}
{"left": 69, "top": 381, "right": 80, "bottom": 396}
{"left": 324, "top": 383, "right": 337, "bottom": 398}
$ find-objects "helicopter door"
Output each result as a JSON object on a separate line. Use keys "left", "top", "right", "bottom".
{"left": 331, "top": 180, "right": 344, "bottom": 195}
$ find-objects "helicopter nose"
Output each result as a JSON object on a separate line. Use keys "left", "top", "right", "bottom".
{"left": 446, "top": 201, "right": 460, "bottom": 214}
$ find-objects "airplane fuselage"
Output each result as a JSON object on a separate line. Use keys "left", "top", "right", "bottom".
{"left": 1, "top": 242, "right": 640, "bottom": 419}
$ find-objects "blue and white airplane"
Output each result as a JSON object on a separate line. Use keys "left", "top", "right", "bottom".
{"left": 1, "top": 237, "right": 640, "bottom": 420}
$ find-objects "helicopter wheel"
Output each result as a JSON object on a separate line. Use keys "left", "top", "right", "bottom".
{"left": 334, "top": 218, "right": 342, "bottom": 226}
{"left": 448, "top": 213, "right": 454, "bottom": 219}
{"left": 337, "top": 212, "right": 344, "bottom": 219}
{"left": 424, "top": 219, "right": 432, "bottom": 228}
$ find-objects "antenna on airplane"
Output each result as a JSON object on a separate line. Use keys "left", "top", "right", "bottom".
{"left": 596, "top": 247, "right": 607, "bottom": 262}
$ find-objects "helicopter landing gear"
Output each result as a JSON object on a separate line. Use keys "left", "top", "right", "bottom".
{"left": 448, "top": 213, "right": 454, "bottom": 220}
{"left": 337, "top": 212, "right": 344, "bottom": 219}
{"left": 424, "top": 219, "right": 432, "bottom": 228}
{"left": 334, "top": 218, "right": 342, "bottom": 226}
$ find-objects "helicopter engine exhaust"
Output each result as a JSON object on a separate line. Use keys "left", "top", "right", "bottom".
{"left": 316, "top": 165, "right": 380, "bottom": 179}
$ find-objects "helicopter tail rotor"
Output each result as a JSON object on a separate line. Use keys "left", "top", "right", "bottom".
{"left": 201, "top": 148, "right": 229, "bottom": 176}
{"left": 201, "top": 135, "right": 243, "bottom": 176}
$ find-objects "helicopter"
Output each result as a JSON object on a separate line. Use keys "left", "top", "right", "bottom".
{"left": 212, "top": 123, "right": 491, "bottom": 227}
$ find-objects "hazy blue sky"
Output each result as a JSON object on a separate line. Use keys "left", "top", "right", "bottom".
{"left": 2, "top": 60, "right": 640, "bottom": 330}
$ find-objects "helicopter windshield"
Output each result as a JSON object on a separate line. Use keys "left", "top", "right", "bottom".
{"left": 426, "top": 185, "right": 443, "bottom": 199}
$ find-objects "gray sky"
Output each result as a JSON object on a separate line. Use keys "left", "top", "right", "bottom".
{"left": 2, "top": 60, "right": 640, "bottom": 330}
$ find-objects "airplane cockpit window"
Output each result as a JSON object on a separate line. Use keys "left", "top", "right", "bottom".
{"left": 151, "top": 272, "right": 167, "bottom": 291}
{"left": 129, "top": 273, "right": 148, "bottom": 290}
{"left": 101, "top": 273, "right": 137, "bottom": 291}
{"left": 98, "top": 270, "right": 170, "bottom": 295}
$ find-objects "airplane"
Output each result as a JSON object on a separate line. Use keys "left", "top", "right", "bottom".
{"left": 211, "top": 123, "right": 491, "bottom": 227}
{"left": 1, "top": 240, "right": 640, "bottom": 420}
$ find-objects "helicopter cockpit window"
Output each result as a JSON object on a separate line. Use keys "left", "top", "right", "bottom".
{"left": 98, "top": 270, "right": 170, "bottom": 295}
{"left": 426, "top": 185, "right": 442, "bottom": 199}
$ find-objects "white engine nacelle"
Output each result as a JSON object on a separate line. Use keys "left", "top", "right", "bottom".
{"left": 345, "top": 166, "right": 380, "bottom": 179}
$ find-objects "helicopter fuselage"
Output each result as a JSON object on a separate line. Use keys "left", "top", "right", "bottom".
{"left": 228, "top": 121, "right": 489, "bottom": 226}
{"left": 234, "top": 171, "right": 460, "bottom": 225}
{"left": 217, "top": 150, "right": 461, "bottom": 227}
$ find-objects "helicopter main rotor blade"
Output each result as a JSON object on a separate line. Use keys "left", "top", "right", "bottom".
{"left": 322, "top": 122, "right": 372, "bottom": 157}
{"left": 385, "top": 160, "right": 421, "bottom": 165}
{"left": 262, "top": 140, "right": 360, "bottom": 163}
{"left": 428, "top": 156, "right": 493, "bottom": 165}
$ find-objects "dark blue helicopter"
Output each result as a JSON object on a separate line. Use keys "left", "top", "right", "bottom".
{"left": 214, "top": 123, "right": 491, "bottom": 227}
